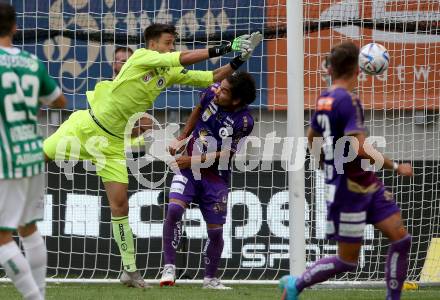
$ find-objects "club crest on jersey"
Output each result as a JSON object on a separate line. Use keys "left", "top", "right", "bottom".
{"left": 219, "top": 126, "right": 233, "bottom": 139}
{"left": 156, "top": 77, "right": 165, "bottom": 87}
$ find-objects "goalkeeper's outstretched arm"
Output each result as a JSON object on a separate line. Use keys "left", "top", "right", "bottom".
{"left": 172, "top": 32, "right": 263, "bottom": 86}
{"left": 180, "top": 32, "right": 263, "bottom": 71}
{"left": 179, "top": 33, "right": 252, "bottom": 66}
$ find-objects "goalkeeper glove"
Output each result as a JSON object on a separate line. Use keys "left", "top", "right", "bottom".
{"left": 229, "top": 31, "right": 263, "bottom": 70}
{"left": 208, "top": 34, "right": 252, "bottom": 58}
{"left": 239, "top": 31, "right": 263, "bottom": 61}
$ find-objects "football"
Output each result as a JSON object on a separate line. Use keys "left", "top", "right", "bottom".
{"left": 359, "top": 43, "right": 390, "bottom": 75}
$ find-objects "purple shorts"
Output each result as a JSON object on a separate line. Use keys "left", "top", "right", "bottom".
{"left": 326, "top": 176, "right": 400, "bottom": 243}
{"left": 168, "top": 169, "right": 229, "bottom": 225}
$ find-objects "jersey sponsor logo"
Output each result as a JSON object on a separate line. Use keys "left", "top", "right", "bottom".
{"left": 156, "top": 77, "right": 166, "bottom": 87}
{"left": 0, "top": 54, "right": 39, "bottom": 72}
{"left": 15, "top": 152, "right": 43, "bottom": 165}
{"left": 219, "top": 126, "right": 233, "bottom": 139}
{"left": 316, "top": 97, "right": 334, "bottom": 111}
{"left": 143, "top": 72, "right": 153, "bottom": 82}
{"left": 202, "top": 108, "right": 213, "bottom": 121}
{"left": 9, "top": 124, "right": 37, "bottom": 142}
{"left": 202, "top": 102, "right": 218, "bottom": 122}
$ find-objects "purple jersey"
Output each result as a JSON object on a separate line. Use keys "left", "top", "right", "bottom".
{"left": 186, "top": 83, "right": 254, "bottom": 179}
{"left": 310, "top": 87, "right": 376, "bottom": 186}
{"left": 311, "top": 87, "right": 400, "bottom": 243}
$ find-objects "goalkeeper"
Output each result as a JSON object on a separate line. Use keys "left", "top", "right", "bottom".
{"left": 43, "top": 23, "right": 263, "bottom": 288}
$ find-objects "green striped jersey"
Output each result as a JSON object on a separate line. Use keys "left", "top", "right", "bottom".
{"left": 0, "top": 47, "right": 61, "bottom": 179}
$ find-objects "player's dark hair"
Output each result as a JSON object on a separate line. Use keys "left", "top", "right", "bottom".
{"left": 0, "top": 2, "right": 16, "bottom": 37}
{"left": 143, "top": 23, "right": 177, "bottom": 47}
{"left": 227, "top": 72, "right": 257, "bottom": 106}
{"left": 328, "top": 41, "right": 359, "bottom": 79}
{"left": 114, "top": 46, "right": 133, "bottom": 56}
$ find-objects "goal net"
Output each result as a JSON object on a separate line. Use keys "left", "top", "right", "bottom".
{"left": 2, "top": 0, "right": 439, "bottom": 284}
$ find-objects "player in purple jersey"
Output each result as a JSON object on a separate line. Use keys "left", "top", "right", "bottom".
{"left": 280, "top": 42, "right": 413, "bottom": 300}
{"left": 160, "top": 72, "right": 256, "bottom": 289}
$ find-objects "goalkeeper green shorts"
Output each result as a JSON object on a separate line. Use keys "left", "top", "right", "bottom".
{"left": 43, "top": 110, "right": 128, "bottom": 184}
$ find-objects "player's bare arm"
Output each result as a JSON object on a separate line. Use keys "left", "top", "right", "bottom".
{"left": 170, "top": 150, "right": 230, "bottom": 170}
{"left": 212, "top": 63, "right": 236, "bottom": 82}
{"left": 131, "top": 114, "right": 154, "bottom": 137}
{"left": 307, "top": 127, "right": 322, "bottom": 149}
{"left": 48, "top": 94, "right": 67, "bottom": 109}
{"left": 168, "top": 105, "right": 202, "bottom": 156}
{"left": 352, "top": 131, "right": 413, "bottom": 176}
{"left": 307, "top": 127, "right": 325, "bottom": 169}
{"left": 179, "top": 49, "right": 211, "bottom": 65}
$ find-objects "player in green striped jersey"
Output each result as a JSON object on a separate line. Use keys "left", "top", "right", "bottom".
{"left": 43, "top": 23, "right": 262, "bottom": 288}
{"left": 0, "top": 3, "right": 66, "bottom": 300}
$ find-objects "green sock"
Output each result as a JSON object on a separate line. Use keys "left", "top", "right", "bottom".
{"left": 111, "top": 216, "right": 137, "bottom": 272}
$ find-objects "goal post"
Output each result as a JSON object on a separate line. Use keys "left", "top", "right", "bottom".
{"left": 287, "top": 0, "right": 306, "bottom": 276}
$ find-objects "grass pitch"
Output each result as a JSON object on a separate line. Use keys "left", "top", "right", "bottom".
{"left": 1, "top": 283, "right": 439, "bottom": 299}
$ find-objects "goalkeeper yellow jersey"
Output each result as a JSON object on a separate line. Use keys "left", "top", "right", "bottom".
{"left": 86, "top": 48, "right": 214, "bottom": 137}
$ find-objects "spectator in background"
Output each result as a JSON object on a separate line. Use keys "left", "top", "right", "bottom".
{"left": 113, "top": 46, "right": 134, "bottom": 77}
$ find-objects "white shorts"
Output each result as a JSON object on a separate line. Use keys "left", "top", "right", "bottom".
{"left": 0, "top": 174, "right": 45, "bottom": 230}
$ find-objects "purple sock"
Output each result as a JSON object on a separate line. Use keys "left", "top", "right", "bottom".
{"left": 163, "top": 203, "right": 185, "bottom": 265}
{"left": 295, "top": 256, "right": 356, "bottom": 292}
{"left": 386, "top": 235, "right": 411, "bottom": 300}
{"left": 204, "top": 227, "right": 224, "bottom": 278}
